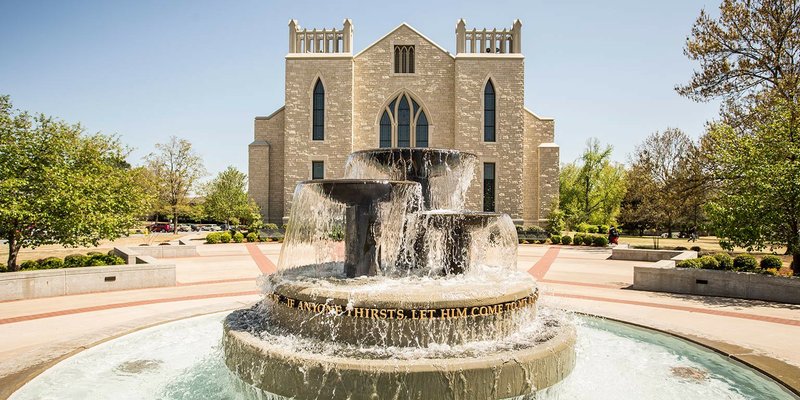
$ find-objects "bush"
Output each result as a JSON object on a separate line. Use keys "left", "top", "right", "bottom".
{"left": 676, "top": 259, "right": 702, "bottom": 269}
{"left": 264, "top": 223, "right": 279, "bottom": 231}
{"left": 582, "top": 235, "right": 594, "bottom": 246}
{"left": 576, "top": 223, "right": 590, "bottom": 233}
{"left": 20, "top": 260, "right": 39, "bottom": 270}
{"left": 690, "top": 246, "right": 701, "bottom": 252}
{"left": 220, "top": 232, "right": 232, "bottom": 243}
{"left": 674, "top": 246, "right": 688, "bottom": 251}
{"left": 536, "top": 239, "right": 546, "bottom": 244}
{"left": 39, "top": 257, "right": 64, "bottom": 270}
{"left": 587, "top": 225, "right": 599, "bottom": 234}
{"left": 106, "top": 255, "right": 125, "bottom": 265}
{"left": 733, "top": 254, "right": 758, "bottom": 271}
{"left": 87, "top": 254, "right": 108, "bottom": 266}
{"left": 573, "top": 233, "right": 584, "bottom": 244}
{"left": 561, "top": 235, "right": 572, "bottom": 245}
{"left": 0, "top": 263, "right": 6, "bottom": 273}
{"left": 592, "top": 236, "right": 609, "bottom": 247}
{"left": 713, "top": 253, "right": 734, "bottom": 270}
{"left": 515, "top": 225, "right": 525, "bottom": 235}
{"left": 233, "top": 232, "right": 245, "bottom": 243}
{"left": 598, "top": 225, "right": 610, "bottom": 234}
{"left": 206, "top": 232, "right": 221, "bottom": 244}
{"left": 525, "top": 226, "right": 546, "bottom": 235}
{"left": 697, "top": 255, "right": 720, "bottom": 270}
{"left": 246, "top": 232, "right": 259, "bottom": 242}
{"left": 760, "top": 255, "right": 783, "bottom": 269}
{"left": 550, "top": 235, "right": 561, "bottom": 245}
{"left": 759, "top": 268, "right": 779, "bottom": 276}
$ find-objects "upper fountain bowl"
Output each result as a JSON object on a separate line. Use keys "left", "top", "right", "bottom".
{"left": 344, "top": 148, "right": 478, "bottom": 210}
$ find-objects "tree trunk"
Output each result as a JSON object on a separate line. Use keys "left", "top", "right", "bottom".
{"left": 172, "top": 206, "right": 179, "bottom": 234}
{"left": 7, "top": 235, "right": 21, "bottom": 272}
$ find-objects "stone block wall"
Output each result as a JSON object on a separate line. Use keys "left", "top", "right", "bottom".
{"left": 284, "top": 55, "right": 354, "bottom": 216}
{"left": 251, "top": 107, "right": 286, "bottom": 223}
{"left": 454, "top": 54, "right": 525, "bottom": 220}
{"left": 352, "top": 25, "right": 455, "bottom": 150}
{"left": 523, "top": 109, "right": 557, "bottom": 224}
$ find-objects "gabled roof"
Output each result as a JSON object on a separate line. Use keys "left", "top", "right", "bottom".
{"left": 354, "top": 23, "right": 454, "bottom": 59}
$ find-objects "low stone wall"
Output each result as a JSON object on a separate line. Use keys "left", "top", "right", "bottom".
{"left": 0, "top": 263, "right": 176, "bottom": 302}
{"left": 115, "top": 244, "right": 198, "bottom": 260}
{"left": 611, "top": 247, "right": 697, "bottom": 262}
{"left": 633, "top": 266, "right": 800, "bottom": 305}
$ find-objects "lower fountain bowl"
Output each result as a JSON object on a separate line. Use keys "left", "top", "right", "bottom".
{"left": 222, "top": 308, "right": 576, "bottom": 400}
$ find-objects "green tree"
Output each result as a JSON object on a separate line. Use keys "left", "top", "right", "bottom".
{"left": 0, "top": 95, "right": 148, "bottom": 271}
{"left": 620, "top": 128, "right": 707, "bottom": 236}
{"left": 677, "top": 0, "right": 800, "bottom": 272}
{"left": 559, "top": 138, "right": 627, "bottom": 227}
{"left": 145, "top": 136, "right": 206, "bottom": 234}
{"left": 203, "top": 166, "right": 257, "bottom": 227}
{"left": 704, "top": 102, "right": 800, "bottom": 272}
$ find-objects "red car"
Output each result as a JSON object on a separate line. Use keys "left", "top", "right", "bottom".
{"left": 148, "top": 223, "right": 173, "bottom": 233}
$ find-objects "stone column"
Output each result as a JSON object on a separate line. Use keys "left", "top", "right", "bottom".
{"left": 288, "top": 20, "right": 298, "bottom": 53}
{"left": 512, "top": 19, "right": 522, "bottom": 53}
{"left": 456, "top": 19, "right": 466, "bottom": 54}
{"left": 249, "top": 140, "right": 271, "bottom": 221}
{"left": 537, "top": 143, "right": 559, "bottom": 222}
{"left": 343, "top": 19, "right": 353, "bottom": 53}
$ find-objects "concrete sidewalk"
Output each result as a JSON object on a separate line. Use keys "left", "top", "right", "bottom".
{"left": 0, "top": 242, "right": 798, "bottom": 398}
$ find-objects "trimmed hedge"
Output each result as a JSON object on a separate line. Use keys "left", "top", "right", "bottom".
{"left": 582, "top": 235, "right": 593, "bottom": 246}
{"left": 697, "top": 255, "right": 720, "bottom": 270}
{"left": 690, "top": 246, "right": 701, "bottom": 252}
{"left": 6, "top": 253, "right": 124, "bottom": 273}
{"left": 561, "top": 235, "right": 572, "bottom": 245}
{"left": 550, "top": 235, "right": 561, "bottom": 245}
{"left": 246, "top": 232, "right": 259, "bottom": 243}
{"left": 233, "top": 232, "right": 245, "bottom": 243}
{"left": 713, "top": 253, "right": 734, "bottom": 270}
{"left": 733, "top": 254, "right": 758, "bottom": 271}
{"left": 676, "top": 259, "right": 702, "bottom": 269}
{"left": 592, "top": 236, "right": 609, "bottom": 247}
{"left": 760, "top": 255, "right": 783, "bottom": 269}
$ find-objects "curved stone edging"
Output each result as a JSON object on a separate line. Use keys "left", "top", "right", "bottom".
{"left": 223, "top": 309, "right": 577, "bottom": 400}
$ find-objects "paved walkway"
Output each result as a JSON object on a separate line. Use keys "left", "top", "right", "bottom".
{"left": 1, "top": 242, "right": 799, "bottom": 398}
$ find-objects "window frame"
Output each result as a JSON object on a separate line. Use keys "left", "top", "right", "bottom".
{"left": 483, "top": 79, "right": 496, "bottom": 142}
{"left": 483, "top": 162, "right": 496, "bottom": 212}
{"left": 392, "top": 45, "right": 416, "bottom": 75}
{"left": 377, "top": 92, "right": 429, "bottom": 148}
{"left": 312, "top": 79, "right": 325, "bottom": 141}
{"left": 311, "top": 160, "right": 325, "bottom": 180}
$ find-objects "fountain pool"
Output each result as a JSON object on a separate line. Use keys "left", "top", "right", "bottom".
{"left": 10, "top": 311, "right": 796, "bottom": 400}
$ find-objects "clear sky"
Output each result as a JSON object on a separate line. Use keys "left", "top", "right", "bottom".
{"left": 0, "top": 0, "right": 721, "bottom": 179}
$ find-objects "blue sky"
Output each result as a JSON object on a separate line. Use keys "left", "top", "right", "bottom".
{"left": 0, "top": 0, "right": 720, "bottom": 179}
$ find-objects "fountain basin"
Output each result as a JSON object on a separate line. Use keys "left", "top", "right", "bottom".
{"left": 265, "top": 268, "right": 539, "bottom": 346}
{"left": 223, "top": 308, "right": 576, "bottom": 400}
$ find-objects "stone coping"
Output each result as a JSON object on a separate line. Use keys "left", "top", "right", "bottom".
{"left": 611, "top": 247, "right": 697, "bottom": 262}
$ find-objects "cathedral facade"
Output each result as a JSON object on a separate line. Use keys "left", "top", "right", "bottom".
{"left": 249, "top": 19, "right": 559, "bottom": 225}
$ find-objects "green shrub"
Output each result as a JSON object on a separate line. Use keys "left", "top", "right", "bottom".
{"left": 674, "top": 246, "right": 688, "bottom": 251}
{"left": 759, "top": 268, "right": 779, "bottom": 276}
{"left": 525, "top": 226, "right": 546, "bottom": 235}
{"left": 573, "top": 233, "right": 584, "bottom": 244}
{"left": 599, "top": 225, "right": 610, "bottom": 234}
{"left": 106, "top": 255, "right": 125, "bottom": 265}
{"left": 246, "top": 232, "right": 259, "bottom": 242}
{"left": 550, "top": 235, "right": 561, "bottom": 245}
{"left": 576, "top": 223, "right": 590, "bottom": 233}
{"left": 39, "top": 257, "right": 64, "bottom": 270}
{"left": 264, "top": 223, "right": 279, "bottom": 231}
{"left": 515, "top": 225, "right": 524, "bottom": 235}
{"left": 713, "top": 253, "right": 734, "bottom": 270}
{"left": 281, "top": 224, "right": 289, "bottom": 231}
{"left": 64, "top": 254, "right": 89, "bottom": 268}
{"left": 220, "top": 232, "right": 232, "bottom": 243}
{"left": 760, "top": 255, "right": 783, "bottom": 270}
{"left": 582, "top": 235, "right": 594, "bottom": 246}
{"left": 0, "top": 263, "right": 6, "bottom": 272}
{"left": 561, "top": 235, "right": 572, "bottom": 245}
{"left": 676, "top": 259, "right": 702, "bottom": 269}
{"left": 206, "top": 232, "right": 221, "bottom": 244}
{"left": 87, "top": 254, "right": 108, "bottom": 266}
{"left": 587, "top": 225, "right": 599, "bottom": 234}
{"left": 537, "top": 239, "right": 547, "bottom": 244}
{"left": 690, "top": 246, "right": 701, "bottom": 252}
{"left": 697, "top": 255, "right": 720, "bottom": 270}
{"left": 233, "top": 232, "right": 245, "bottom": 243}
{"left": 20, "top": 260, "right": 39, "bottom": 270}
{"left": 592, "top": 236, "right": 609, "bottom": 247}
{"left": 733, "top": 254, "right": 758, "bottom": 271}
{"left": 87, "top": 251, "right": 103, "bottom": 257}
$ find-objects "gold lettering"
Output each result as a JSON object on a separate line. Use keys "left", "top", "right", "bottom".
{"left": 412, "top": 309, "right": 418, "bottom": 319}
{"left": 441, "top": 308, "right": 450, "bottom": 319}
{"left": 387, "top": 309, "right": 396, "bottom": 319}
{"left": 287, "top": 298, "right": 295, "bottom": 308}
{"left": 470, "top": 307, "right": 479, "bottom": 316}
{"left": 456, "top": 308, "right": 467, "bottom": 318}
{"left": 397, "top": 309, "right": 405, "bottom": 319}
{"left": 379, "top": 309, "right": 387, "bottom": 319}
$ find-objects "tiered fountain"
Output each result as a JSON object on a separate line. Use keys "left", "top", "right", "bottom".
{"left": 223, "top": 148, "right": 576, "bottom": 399}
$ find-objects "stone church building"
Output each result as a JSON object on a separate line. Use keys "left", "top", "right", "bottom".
{"left": 248, "top": 19, "right": 560, "bottom": 225}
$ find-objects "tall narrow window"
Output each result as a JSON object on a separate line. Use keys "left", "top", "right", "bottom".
{"left": 312, "top": 161, "right": 324, "bottom": 180}
{"left": 312, "top": 80, "right": 325, "bottom": 140}
{"left": 397, "top": 96, "right": 410, "bottom": 147}
{"left": 484, "top": 80, "right": 495, "bottom": 142}
{"left": 483, "top": 163, "right": 495, "bottom": 212}
{"left": 416, "top": 111, "right": 428, "bottom": 148}
{"left": 393, "top": 45, "right": 415, "bottom": 73}
{"left": 379, "top": 111, "right": 392, "bottom": 148}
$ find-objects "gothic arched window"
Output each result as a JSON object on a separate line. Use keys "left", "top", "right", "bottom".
{"left": 312, "top": 79, "right": 325, "bottom": 140}
{"left": 484, "top": 80, "right": 495, "bottom": 142}
{"left": 378, "top": 93, "right": 429, "bottom": 148}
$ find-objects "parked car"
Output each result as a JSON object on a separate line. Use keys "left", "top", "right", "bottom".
{"left": 177, "top": 224, "right": 191, "bottom": 232}
{"left": 148, "top": 223, "right": 173, "bottom": 233}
